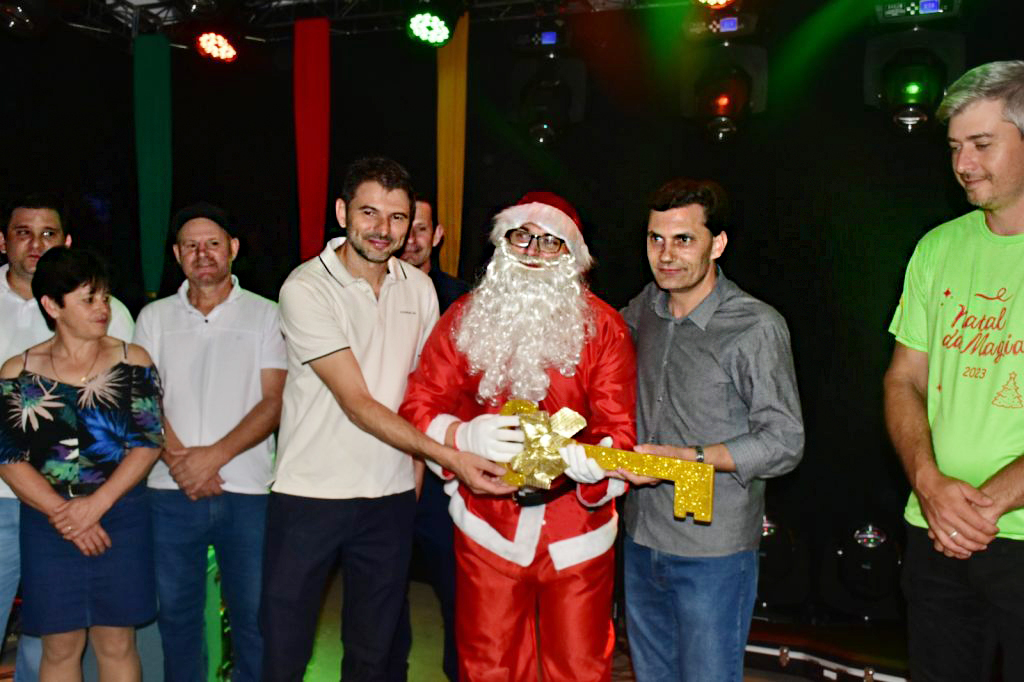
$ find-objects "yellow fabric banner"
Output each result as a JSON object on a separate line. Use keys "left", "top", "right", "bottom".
{"left": 436, "top": 13, "right": 469, "bottom": 277}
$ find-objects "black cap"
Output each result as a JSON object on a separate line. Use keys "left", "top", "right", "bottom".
{"left": 171, "top": 201, "right": 236, "bottom": 237}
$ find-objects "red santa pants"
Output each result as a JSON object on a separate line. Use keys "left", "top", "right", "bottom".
{"left": 454, "top": 530, "right": 615, "bottom": 682}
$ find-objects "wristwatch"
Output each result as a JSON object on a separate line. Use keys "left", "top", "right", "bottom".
{"left": 694, "top": 444, "right": 705, "bottom": 463}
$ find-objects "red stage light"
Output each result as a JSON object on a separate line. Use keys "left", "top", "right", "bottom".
{"left": 197, "top": 31, "right": 237, "bottom": 62}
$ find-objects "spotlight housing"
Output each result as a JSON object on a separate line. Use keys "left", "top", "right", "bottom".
{"left": 864, "top": 28, "right": 964, "bottom": 134}
{"left": 0, "top": 0, "right": 53, "bottom": 36}
{"left": 514, "top": 55, "right": 586, "bottom": 148}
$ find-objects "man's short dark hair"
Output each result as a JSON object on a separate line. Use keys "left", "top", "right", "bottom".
{"left": 340, "top": 157, "right": 416, "bottom": 216}
{"left": 414, "top": 197, "right": 436, "bottom": 229}
{"left": 171, "top": 201, "right": 236, "bottom": 240}
{"left": 648, "top": 179, "right": 730, "bottom": 235}
{"left": 32, "top": 247, "right": 111, "bottom": 330}
{"left": 3, "top": 192, "right": 70, "bottom": 237}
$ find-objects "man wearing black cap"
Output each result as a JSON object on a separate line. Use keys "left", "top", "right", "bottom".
{"left": 133, "top": 203, "right": 287, "bottom": 682}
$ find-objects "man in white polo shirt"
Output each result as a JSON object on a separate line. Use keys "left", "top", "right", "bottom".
{"left": 133, "top": 202, "right": 286, "bottom": 682}
{"left": 260, "top": 157, "right": 513, "bottom": 681}
{"left": 0, "top": 192, "right": 134, "bottom": 682}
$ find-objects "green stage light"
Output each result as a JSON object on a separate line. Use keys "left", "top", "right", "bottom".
{"left": 881, "top": 50, "right": 944, "bottom": 131}
{"left": 407, "top": 0, "right": 459, "bottom": 47}
{"left": 408, "top": 10, "right": 450, "bottom": 45}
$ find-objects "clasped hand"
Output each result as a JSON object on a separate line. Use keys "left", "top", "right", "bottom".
{"left": 918, "top": 470, "right": 999, "bottom": 559}
{"left": 49, "top": 496, "right": 111, "bottom": 557}
{"left": 164, "top": 445, "right": 227, "bottom": 500}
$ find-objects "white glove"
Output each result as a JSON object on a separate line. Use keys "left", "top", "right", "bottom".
{"left": 455, "top": 414, "right": 525, "bottom": 463}
{"left": 559, "top": 437, "right": 612, "bottom": 484}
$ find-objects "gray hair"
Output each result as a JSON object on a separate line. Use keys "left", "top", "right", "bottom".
{"left": 937, "top": 60, "right": 1024, "bottom": 135}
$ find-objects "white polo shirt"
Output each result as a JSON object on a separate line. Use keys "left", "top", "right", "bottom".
{"left": 273, "top": 237, "right": 439, "bottom": 500}
{"left": 0, "top": 263, "right": 135, "bottom": 499}
{"left": 134, "top": 276, "right": 287, "bottom": 494}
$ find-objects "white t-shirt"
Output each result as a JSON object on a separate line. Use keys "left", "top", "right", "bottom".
{"left": 273, "top": 237, "right": 439, "bottom": 499}
{"left": 134, "top": 276, "right": 287, "bottom": 494}
{"left": 0, "top": 263, "right": 134, "bottom": 498}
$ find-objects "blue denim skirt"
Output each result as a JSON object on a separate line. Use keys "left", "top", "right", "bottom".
{"left": 19, "top": 485, "right": 156, "bottom": 635}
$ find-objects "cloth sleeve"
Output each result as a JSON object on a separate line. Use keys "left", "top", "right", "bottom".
{"left": 132, "top": 304, "right": 157, "bottom": 361}
{"left": 108, "top": 296, "right": 136, "bottom": 343}
{"left": 722, "top": 314, "right": 804, "bottom": 486}
{"left": 125, "top": 366, "right": 165, "bottom": 450}
{"left": 279, "top": 277, "right": 349, "bottom": 364}
{"left": 575, "top": 303, "right": 637, "bottom": 505}
{"left": 888, "top": 240, "right": 931, "bottom": 352}
{"left": 0, "top": 379, "right": 28, "bottom": 465}
{"left": 399, "top": 303, "right": 476, "bottom": 432}
{"left": 414, "top": 284, "right": 440, "bottom": 370}
{"left": 261, "top": 304, "right": 289, "bottom": 370}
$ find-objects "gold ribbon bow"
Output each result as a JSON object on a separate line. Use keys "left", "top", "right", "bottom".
{"left": 499, "top": 400, "right": 714, "bottom": 521}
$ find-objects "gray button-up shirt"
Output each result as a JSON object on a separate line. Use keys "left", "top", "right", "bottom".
{"left": 621, "top": 271, "right": 804, "bottom": 557}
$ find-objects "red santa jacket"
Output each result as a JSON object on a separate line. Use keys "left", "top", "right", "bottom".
{"left": 400, "top": 291, "right": 637, "bottom": 569}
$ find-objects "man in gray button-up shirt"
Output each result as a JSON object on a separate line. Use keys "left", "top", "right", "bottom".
{"left": 617, "top": 178, "right": 804, "bottom": 682}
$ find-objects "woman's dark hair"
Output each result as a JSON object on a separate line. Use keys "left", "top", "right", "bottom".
{"left": 32, "top": 247, "right": 111, "bottom": 330}
{"left": 648, "top": 178, "right": 730, "bottom": 235}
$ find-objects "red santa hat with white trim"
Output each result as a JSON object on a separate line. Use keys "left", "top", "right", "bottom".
{"left": 489, "top": 191, "right": 594, "bottom": 272}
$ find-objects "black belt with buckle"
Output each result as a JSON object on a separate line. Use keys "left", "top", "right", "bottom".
{"left": 514, "top": 477, "right": 576, "bottom": 507}
{"left": 52, "top": 482, "right": 103, "bottom": 498}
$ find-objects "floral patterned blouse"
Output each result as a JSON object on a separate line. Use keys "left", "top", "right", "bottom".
{"left": 0, "top": 363, "right": 164, "bottom": 486}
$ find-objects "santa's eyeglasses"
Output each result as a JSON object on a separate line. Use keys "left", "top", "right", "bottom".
{"left": 505, "top": 228, "right": 565, "bottom": 254}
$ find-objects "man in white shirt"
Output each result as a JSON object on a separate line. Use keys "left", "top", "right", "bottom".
{"left": 133, "top": 203, "right": 286, "bottom": 682}
{"left": 260, "top": 157, "right": 513, "bottom": 680}
{"left": 0, "top": 193, "right": 134, "bottom": 682}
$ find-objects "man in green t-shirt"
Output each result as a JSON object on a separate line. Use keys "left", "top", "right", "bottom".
{"left": 885, "top": 60, "right": 1024, "bottom": 681}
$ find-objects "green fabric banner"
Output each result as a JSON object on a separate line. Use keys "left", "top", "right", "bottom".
{"left": 133, "top": 34, "right": 173, "bottom": 297}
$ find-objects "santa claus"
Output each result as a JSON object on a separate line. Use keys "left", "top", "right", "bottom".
{"left": 400, "top": 192, "right": 636, "bottom": 681}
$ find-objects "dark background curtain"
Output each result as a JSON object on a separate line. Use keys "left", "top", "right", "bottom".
{"left": 1, "top": 0, "right": 1019, "bottom": 618}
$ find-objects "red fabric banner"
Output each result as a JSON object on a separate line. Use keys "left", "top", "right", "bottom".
{"left": 294, "top": 18, "right": 331, "bottom": 261}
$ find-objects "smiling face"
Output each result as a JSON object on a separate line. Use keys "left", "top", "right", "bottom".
{"left": 646, "top": 203, "right": 726, "bottom": 310}
{"left": 506, "top": 222, "right": 570, "bottom": 265}
{"left": 2, "top": 207, "right": 70, "bottom": 284}
{"left": 400, "top": 200, "right": 440, "bottom": 270}
{"left": 173, "top": 217, "right": 239, "bottom": 288}
{"left": 337, "top": 180, "right": 412, "bottom": 265}
{"left": 948, "top": 98, "right": 1024, "bottom": 215}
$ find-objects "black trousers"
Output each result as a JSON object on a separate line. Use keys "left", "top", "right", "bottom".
{"left": 903, "top": 523, "right": 1024, "bottom": 682}
{"left": 391, "top": 474, "right": 459, "bottom": 681}
{"left": 259, "top": 490, "right": 416, "bottom": 682}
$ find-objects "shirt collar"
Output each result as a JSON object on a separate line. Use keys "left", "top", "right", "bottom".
{"left": 318, "top": 236, "right": 408, "bottom": 288}
{"left": 652, "top": 266, "right": 731, "bottom": 331}
{"left": 0, "top": 264, "right": 31, "bottom": 304}
{"left": 177, "top": 274, "right": 242, "bottom": 315}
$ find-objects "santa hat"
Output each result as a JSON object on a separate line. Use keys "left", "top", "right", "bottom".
{"left": 489, "top": 191, "right": 594, "bottom": 272}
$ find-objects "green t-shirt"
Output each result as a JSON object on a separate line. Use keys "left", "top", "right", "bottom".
{"left": 889, "top": 210, "right": 1024, "bottom": 539}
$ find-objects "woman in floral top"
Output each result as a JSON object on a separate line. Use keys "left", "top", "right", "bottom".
{"left": 0, "top": 248, "right": 163, "bottom": 681}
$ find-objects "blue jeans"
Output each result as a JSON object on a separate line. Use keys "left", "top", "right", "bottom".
{"left": 1, "top": 498, "right": 41, "bottom": 682}
{"left": 151, "top": 489, "right": 267, "bottom": 682}
{"left": 624, "top": 534, "right": 757, "bottom": 682}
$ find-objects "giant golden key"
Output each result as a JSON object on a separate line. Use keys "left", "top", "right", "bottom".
{"left": 498, "top": 400, "right": 714, "bottom": 522}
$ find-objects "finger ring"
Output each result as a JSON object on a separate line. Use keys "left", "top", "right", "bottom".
{"left": 949, "top": 530, "right": 959, "bottom": 539}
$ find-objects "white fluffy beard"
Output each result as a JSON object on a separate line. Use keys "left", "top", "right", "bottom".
{"left": 455, "top": 241, "right": 595, "bottom": 405}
